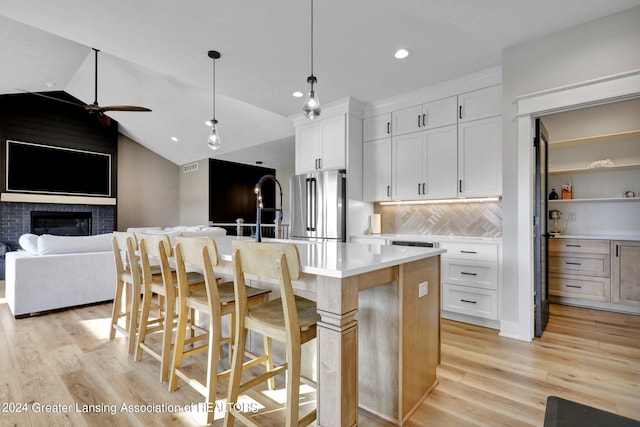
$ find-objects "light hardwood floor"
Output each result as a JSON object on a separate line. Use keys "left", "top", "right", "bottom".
{"left": 0, "top": 280, "right": 638, "bottom": 426}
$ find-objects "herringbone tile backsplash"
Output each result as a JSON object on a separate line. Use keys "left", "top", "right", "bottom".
{"left": 376, "top": 201, "right": 502, "bottom": 237}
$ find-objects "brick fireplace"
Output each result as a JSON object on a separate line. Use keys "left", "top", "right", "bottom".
{"left": 1, "top": 202, "right": 114, "bottom": 248}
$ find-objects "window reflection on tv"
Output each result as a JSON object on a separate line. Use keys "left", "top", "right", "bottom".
{"left": 6, "top": 140, "right": 111, "bottom": 197}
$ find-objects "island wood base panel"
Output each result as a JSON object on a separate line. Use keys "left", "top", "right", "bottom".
{"left": 313, "top": 257, "right": 441, "bottom": 426}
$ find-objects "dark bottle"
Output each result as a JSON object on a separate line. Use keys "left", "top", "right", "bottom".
{"left": 549, "top": 188, "right": 559, "bottom": 200}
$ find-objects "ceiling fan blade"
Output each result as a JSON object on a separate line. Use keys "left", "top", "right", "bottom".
{"left": 98, "top": 105, "right": 152, "bottom": 112}
{"left": 15, "top": 89, "right": 87, "bottom": 108}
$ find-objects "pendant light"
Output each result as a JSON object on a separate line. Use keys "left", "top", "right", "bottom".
{"left": 302, "top": 0, "right": 321, "bottom": 119}
{"left": 207, "top": 50, "right": 221, "bottom": 150}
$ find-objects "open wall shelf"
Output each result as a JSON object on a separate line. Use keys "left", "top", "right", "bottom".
{"left": 549, "top": 197, "right": 639, "bottom": 204}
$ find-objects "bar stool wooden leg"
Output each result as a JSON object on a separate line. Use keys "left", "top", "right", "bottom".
{"left": 109, "top": 278, "right": 125, "bottom": 340}
{"left": 127, "top": 281, "right": 141, "bottom": 356}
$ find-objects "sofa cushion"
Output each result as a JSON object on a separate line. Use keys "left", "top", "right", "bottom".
{"left": 19, "top": 234, "right": 39, "bottom": 255}
{"left": 179, "top": 227, "right": 227, "bottom": 238}
{"left": 37, "top": 233, "right": 113, "bottom": 256}
{"left": 126, "top": 226, "right": 162, "bottom": 233}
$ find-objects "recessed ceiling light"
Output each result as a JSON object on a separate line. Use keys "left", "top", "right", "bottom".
{"left": 45, "top": 82, "right": 56, "bottom": 88}
{"left": 292, "top": 91, "right": 304, "bottom": 98}
{"left": 394, "top": 48, "right": 411, "bottom": 59}
{"left": 205, "top": 120, "right": 213, "bottom": 127}
{"left": 171, "top": 137, "right": 178, "bottom": 142}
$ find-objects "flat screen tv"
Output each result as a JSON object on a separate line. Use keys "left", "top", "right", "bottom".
{"left": 6, "top": 140, "right": 111, "bottom": 197}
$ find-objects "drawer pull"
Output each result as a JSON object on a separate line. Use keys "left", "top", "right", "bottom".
{"left": 566, "top": 285, "right": 582, "bottom": 289}
{"left": 460, "top": 299, "right": 477, "bottom": 304}
{"left": 460, "top": 272, "right": 477, "bottom": 276}
{"left": 565, "top": 262, "right": 582, "bottom": 266}
{"left": 566, "top": 244, "right": 582, "bottom": 248}
{"left": 460, "top": 250, "right": 477, "bottom": 254}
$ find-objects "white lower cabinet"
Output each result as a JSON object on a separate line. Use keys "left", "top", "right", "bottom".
{"left": 440, "top": 241, "right": 500, "bottom": 326}
{"left": 442, "top": 285, "right": 497, "bottom": 320}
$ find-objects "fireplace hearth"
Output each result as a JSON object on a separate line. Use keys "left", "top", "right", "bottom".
{"left": 31, "top": 211, "right": 92, "bottom": 236}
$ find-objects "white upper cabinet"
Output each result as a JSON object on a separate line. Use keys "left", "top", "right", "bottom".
{"left": 393, "top": 96, "right": 457, "bottom": 136}
{"left": 393, "top": 132, "right": 424, "bottom": 199}
{"left": 424, "top": 125, "right": 458, "bottom": 199}
{"left": 394, "top": 125, "right": 457, "bottom": 200}
{"left": 458, "top": 116, "right": 502, "bottom": 197}
{"left": 296, "top": 114, "right": 346, "bottom": 174}
{"left": 458, "top": 85, "right": 501, "bottom": 123}
{"left": 363, "top": 138, "right": 392, "bottom": 201}
{"left": 363, "top": 113, "right": 392, "bottom": 142}
{"left": 361, "top": 81, "right": 502, "bottom": 201}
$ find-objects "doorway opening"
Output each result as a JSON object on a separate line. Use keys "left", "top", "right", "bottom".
{"left": 514, "top": 69, "right": 640, "bottom": 341}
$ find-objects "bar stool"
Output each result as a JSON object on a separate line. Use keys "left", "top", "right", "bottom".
{"left": 134, "top": 233, "right": 204, "bottom": 382}
{"left": 224, "top": 240, "right": 320, "bottom": 427}
{"left": 108, "top": 231, "right": 142, "bottom": 355}
{"left": 168, "top": 237, "right": 271, "bottom": 425}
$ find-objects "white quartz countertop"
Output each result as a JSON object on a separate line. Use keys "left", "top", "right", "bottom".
{"left": 213, "top": 235, "right": 445, "bottom": 279}
{"left": 352, "top": 234, "right": 503, "bottom": 243}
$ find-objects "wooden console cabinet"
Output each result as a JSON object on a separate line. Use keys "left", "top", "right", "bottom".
{"left": 549, "top": 238, "right": 640, "bottom": 314}
{"left": 548, "top": 239, "right": 611, "bottom": 302}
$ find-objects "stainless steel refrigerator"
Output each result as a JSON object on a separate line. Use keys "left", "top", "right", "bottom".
{"left": 290, "top": 169, "right": 346, "bottom": 242}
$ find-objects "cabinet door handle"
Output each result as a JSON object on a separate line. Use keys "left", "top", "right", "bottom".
{"left": 566, "top": 285, "right": 582, "bottom": 289}
{"left": 461, "top": 272, "right": 477, "bottom": 276}
{"left": 317, "top": 158, "right": 322, "bottom": 169}
{"left": 566, "top": 244, "right": 582, "bottom": 248}
{"left": 459, "top": 179, "right": 463, "bottom": 193}
{"left": 459, "top": 105, "right": 463, "bottom": 119}
{"left": 460, "top": 299, "right": 477, "bottom": 304}
{"left": 418, "top": 183, "right": 421, "bottom": 195}
{"left": 422, "top": 113, "right": 426, "bottom": 127}
{"left": 460, "top": 250, "right": 477, "bottom": 254}
{"left": 387, "top": 122, "right": 391, "bottom": 134}
{"left": 418, "top": 115, "right": 421, "bottom": 128}
{"left": 565, "top": 262, "right": 582, "bottom": 266}
{"left": 387, "top": 185, "right": 391, "bottom": 197}
{"left": 422, "top": 182, "right": 426, "bottom": 194}
{"left": 615, "top": 244, "right": 619, "bottom": 257}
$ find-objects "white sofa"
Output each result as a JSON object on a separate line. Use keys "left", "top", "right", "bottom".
{"left": 126, "top": 225, "right": 227, "bottom": 241}
{"left": 5, "top": 233, "right": 116, "bottom": 317}
{"left": 5, "top": 226, "right": 227, "bottom": 317}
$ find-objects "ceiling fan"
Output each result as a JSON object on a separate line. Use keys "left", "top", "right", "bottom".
{"left": 18, "top": 48, "right": 151, "bottom": 126}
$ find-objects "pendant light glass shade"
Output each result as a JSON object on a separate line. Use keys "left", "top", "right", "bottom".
{"left": 302, "top": 0, "right": 321, "bottom": 119}
{"left": 207, "top": 119, "right": 221, "bottom": 150}
{"left": 207, "top": 50, "right": 221, "bottom": 151}
{"left": 303, "top": 75, "right": 320, "bottom": 119}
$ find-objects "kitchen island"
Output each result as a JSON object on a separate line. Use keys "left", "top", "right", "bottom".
{"left": 212, "top": 236, "right": 445, "bottom": 426}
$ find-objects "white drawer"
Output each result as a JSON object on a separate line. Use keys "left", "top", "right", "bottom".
{"left": 442, "top": 284, "right": 498, "bottom": 320}
{"left": 442, "top": 259, "right": 497, "bottom": 290}
{"left": 440, "top": 241, "right": 498, "bottom": 262}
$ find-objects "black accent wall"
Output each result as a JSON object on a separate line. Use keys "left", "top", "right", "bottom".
{"left": 0, "top": 92, "right": 119, "bottom": 246}
{"left": 0, "top": 92, "right": 118, "bottom": 194}
{"left": 209, "top": 159, "right": 276, "bottom": 236}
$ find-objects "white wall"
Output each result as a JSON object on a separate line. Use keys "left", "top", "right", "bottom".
{"left": 178, "top": 159, "right": 210, "bottom": 226}
{"left": 117, "top": 134, "right": 180, "bottom": 230}
{"left": 501, "top": 6, "right": 640, "bottom": 339}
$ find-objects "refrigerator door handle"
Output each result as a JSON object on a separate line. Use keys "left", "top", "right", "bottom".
{"left": 306, "top": 177, "right": 317, "bottom": 231}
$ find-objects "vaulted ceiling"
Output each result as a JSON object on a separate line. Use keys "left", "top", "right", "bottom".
{"left": 1, "top": 1, "right": 639, "bottom": 169}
